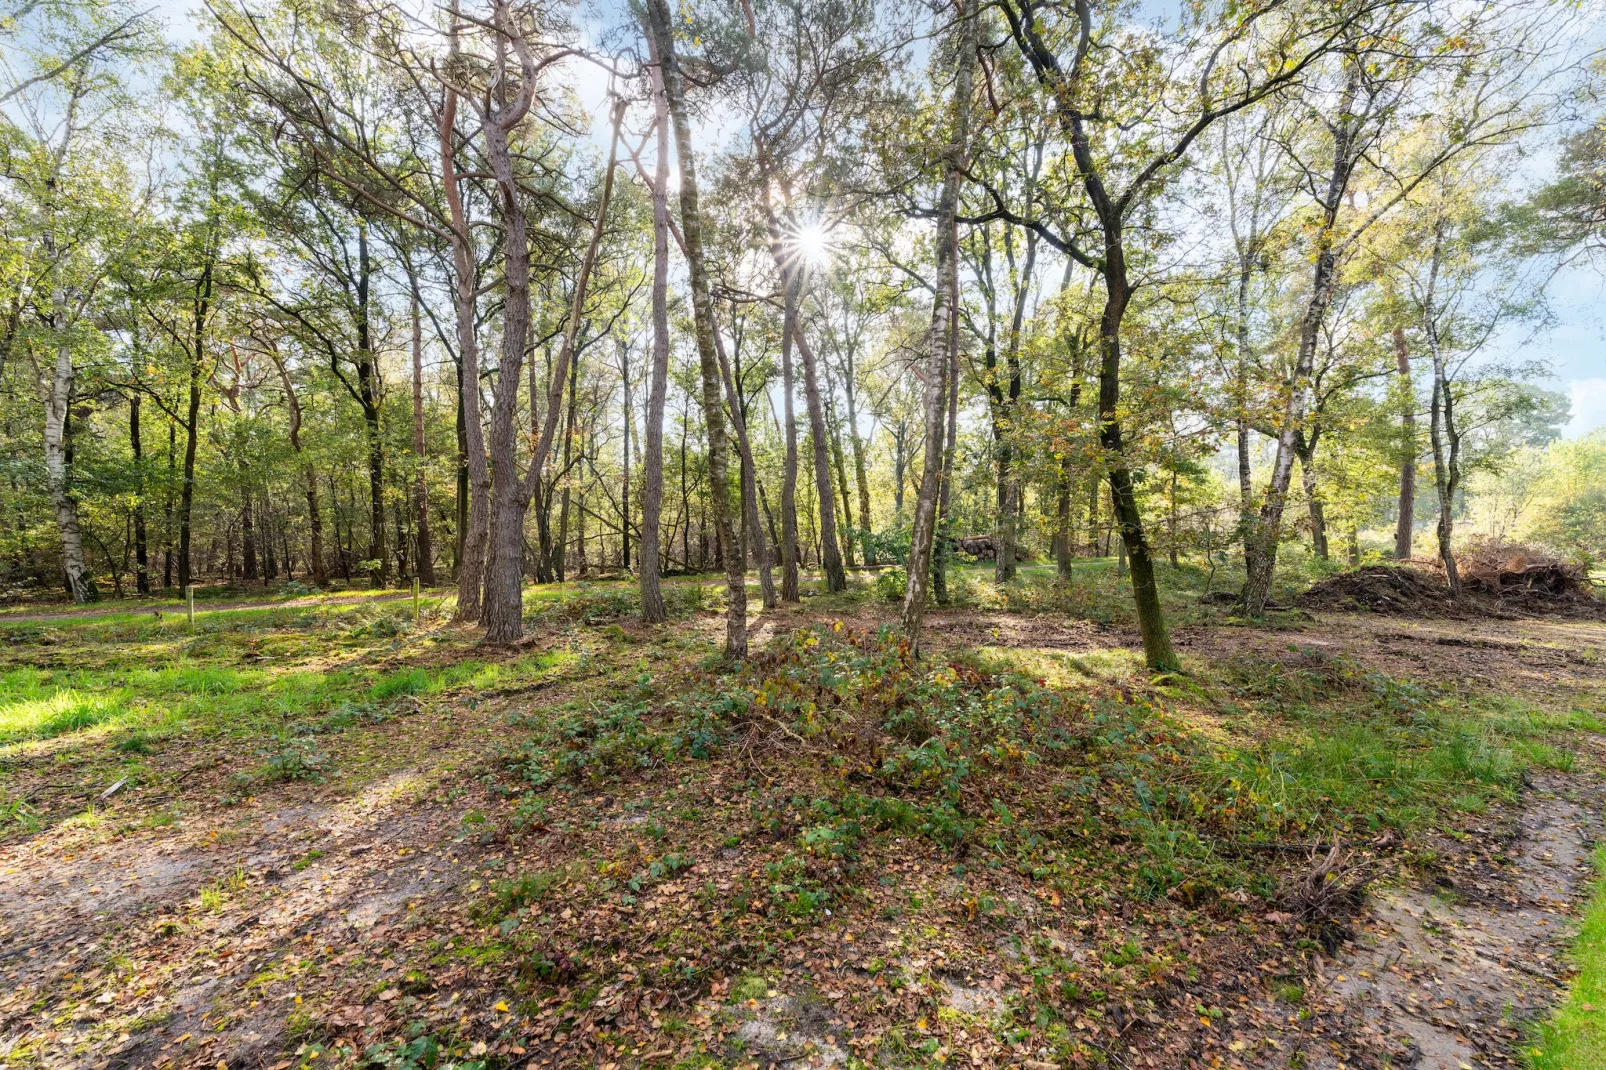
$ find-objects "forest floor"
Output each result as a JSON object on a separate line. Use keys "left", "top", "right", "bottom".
{"left": 0, "top": 562, "right": 1603, "bottom": 1070}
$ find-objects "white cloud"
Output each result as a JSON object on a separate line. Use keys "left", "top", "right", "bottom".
{"left": 1565, "top": 378, "right": 1606, "bottom": 439}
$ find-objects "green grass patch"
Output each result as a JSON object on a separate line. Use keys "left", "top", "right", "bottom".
{"left": 0, "top": 680, "right": 129, "bottom": 742}
{"left": 1526, "top": 847, "right": 1606, "bottom": 1070}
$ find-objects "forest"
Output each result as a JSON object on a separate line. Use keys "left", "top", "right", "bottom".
{"left": 3, "top": 0, "right": 1606, "bottom": 1067}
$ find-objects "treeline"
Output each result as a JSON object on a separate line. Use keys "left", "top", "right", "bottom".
{"left": 1, "top": 0, "right": 1603, "bottom": 659}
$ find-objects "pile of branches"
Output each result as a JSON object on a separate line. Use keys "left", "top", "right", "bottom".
{"left": 1280, "top": 839, "right": 1376, "bottom": 952}
{"left": 1299, "top": 543, "right": 1601, "bottom": 619}
{"left": 1296, "top": 565, "right": 1462, "bottom": 616}
{"left": 1449, "top": 539, "right": 1589, "bottom": 598}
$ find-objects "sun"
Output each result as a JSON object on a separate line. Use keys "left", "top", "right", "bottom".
{"left": 789, "top": 220, "right": 833, "bottom": 268}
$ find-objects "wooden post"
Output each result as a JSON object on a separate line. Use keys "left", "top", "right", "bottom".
{"left": 186, "top": 586, "right": 195, "bottom": 632}
{"left": 413, "top": 578, "right": 420, "bottom": 623}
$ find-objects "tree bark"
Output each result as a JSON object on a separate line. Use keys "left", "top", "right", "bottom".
{"left": 1055, "top": 455, "right": 1071, "bottom": 578}
{"left": 646, "top": 0, "right": 747, "bottom": 659}
{"left": 1243, "top": 76, "right": 1358, "bottom": 615}
{"left": 1294, "top": 431, "right": 1329, "bottom": 559}
{"left": 410, "top": 290, "right": 435, "bottom": 585}
{"left": 932, "top": 287, "right": 961, "bottom": 606}
{"left": 1423, "top": 219, "right": 1462, "bottom": 595}
{"left": 618, "top": 338, "right": 633, "bottom": 572}
{"left": 164, "top": 418, "right": 174, "bottom": 589}
{"left": 714, "top": 313, "right": 778, "bottom": 608}
{"left": 130, "top": 393, "right": 149, "bottom": 595}
{"left": 441, "top": 0, "right": 489, "bottom": 621}
{"left": 493, "top": 94, "right": 625, "bottom": 639}
{"left": 267, "top": 342, "right": 327, "bottom": 587}
{"left": 556, "top": 346, "right": 582, "bottom": 582}
{"left": 841, "top": 341, "right": 874, "bottom": 564}
{"left": 778, "top": 270, "right": 802, "bottom": 601}
{"left": 241, "top": 487, "right": 258, "bottom": 583}
{"left": 638, "top": 33, "right": 672, "bottom": 622}
{"left": 1392, "top": 326, "right": 1415, "bottom": 560}
{"left": 791, "top": 294, "right": 847, "bottom": 592}
{"left": 901, "top": 0, "right": 974, "bottom": 653}
{"left": 823, "top": 360, "right": 856, "bottom": 568}
{"left": 41, "top": 180, "right": 97, "bottom": 602}
{"left": 177, "top": 262, "right": 209, "bottom": 592}
{"left": 351, "top": 222, "right": 385, "bottom": 588}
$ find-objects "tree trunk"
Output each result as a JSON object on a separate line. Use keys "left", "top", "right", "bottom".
{"left": 792, "top": 306, "right": 847, "bottom": 592}
{"left": 351, "top": 223, "right": 386, "bottom": 589}
{"left": 164, "top": 418, "right": 174, "bottom": 589}
{"left": 824, "top": 361, "right": 856, "bottom": 569}
{"left": 1392, "top": 326, "right": 1415, "bottom": 560}
{"left": 1295, "top": 432, "right": 1329, "bottom": 559}
{"left": 638, "top": 34, "right": 672, "bottom": 621}
{"left": 42, "top": 235, "right": 96, "bottom": 601}
{"left": 1096, "top": 266, "right": 1176, "bottom": 669}
{"left": 556, "top": 349, "right": 581, "bottom": 583}
{"left": 843, "top": 346, "right": 874, "bottom": 564}
{"left": 774, "top": 255, "right": 809, "bottom": 600}
{"left": 715, "top": 313, "right": 778, "bottom": 608}
{"left": 441, "top": 4, "right": 489, "bottom": 621}
{"left": 891, "top": 420, "right": 907, "bottom": 519}
{"left": 478, "top": 16, "right": 549, "bottom": 641}
{"left": 1429, "top": 340, "right": 1462, "bottom": 595}
{"left": 241, "top": 488, "right": 258, "bottom": 583}
{"left": 1243, "top": 76, "right": 1357, "bottom": 616}
{"left": 901, "top": 0, "right": 973, "bottom": 653}
{"left": 994, "top": 222, "right": 1034, "bottom": 583}
{"left": 1055, "top": 455, "right": 1071, "bottom": 578}
{"left": 1235, "top": 249, "right": 1255, "bottom": 565}
{"left": 130, "top": 393, "right": 149, "bottom": 594}
{"left": 410, "top": 291, "right": 435, "bottom": 585}
{"left": 177, "top": 278, "right": 207, "bottom": 592}
{"left": 646, "top": 0, "right": 747, "bottom": 658}
{"left": 932, "top": 290, "right": 961, "bottom": 606}
{"left": 778, "top": 269, "right": 802, "bottom": 601}
{"left": 619, "top": 339, "right": 633, "bottom": 572}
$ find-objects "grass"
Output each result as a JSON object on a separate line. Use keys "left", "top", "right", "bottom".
{"left": 0, "top": 684, "right": 128, "bottom": 743}
{"left": 1527, "top": 848, "right": 1606, "bottom": 1070}
{"left": 0, "top": 558, "right": 1601, "bottom": 1065}
{"left": 0, "top": 597, "right": 502, "bottom": 754}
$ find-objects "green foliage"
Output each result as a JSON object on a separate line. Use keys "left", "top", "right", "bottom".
{"left": 514, "top": 701, "right": 667, "bottom": 786}
{"left": 363, "top": 1034, "right": 485, "bottom": 1070}
{"left": 873, "top": 567, "right": 908, "bottom": 603}
{"left": 255, "top": 739, "right": 331, "bottom": 785}
{"left": 479, "top": 866, "right": 571, "bottom": 923}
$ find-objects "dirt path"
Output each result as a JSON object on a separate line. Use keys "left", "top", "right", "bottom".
{"left": 1282, "top": 772, "right": 1603, "bottom": 1070}
{"left": 0, "top": 707, "right": 500, "bottom": 1070}
{"left": 0, "top": 590, "right": 422, "bottom": 625}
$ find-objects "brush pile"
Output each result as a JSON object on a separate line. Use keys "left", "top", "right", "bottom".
{"left": 1297, "top": 565, "right": 1461, "bottom": 616}
{"left": 1298, "top": 541, "right": 1601, "bottom": 619}
{"left": 1452, "top": 540, "right": 1588, "bottom": 598}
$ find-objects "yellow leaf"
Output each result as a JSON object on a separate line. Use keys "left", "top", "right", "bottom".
{"left": 494, "top": 1000, "right": 509, "bottom": 1012}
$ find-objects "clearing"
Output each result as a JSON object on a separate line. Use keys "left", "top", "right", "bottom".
{"left": 0, "top": 563, "right": 1603, "bottom": 1070}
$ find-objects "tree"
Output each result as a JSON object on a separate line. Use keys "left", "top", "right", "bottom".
{"left": 900, "top": 0, "right": 974, "bottom": 654}
{"left": 644, "top": 0, "right": 747, "bottom": 659}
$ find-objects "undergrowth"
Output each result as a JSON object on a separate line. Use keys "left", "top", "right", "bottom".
{"left": 508, "top": 622, "right": 1564, "bottom": 914}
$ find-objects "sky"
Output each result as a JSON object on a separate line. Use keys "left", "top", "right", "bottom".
{"left": 144, "top": 0, "right": 1606, "bottom": 440}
